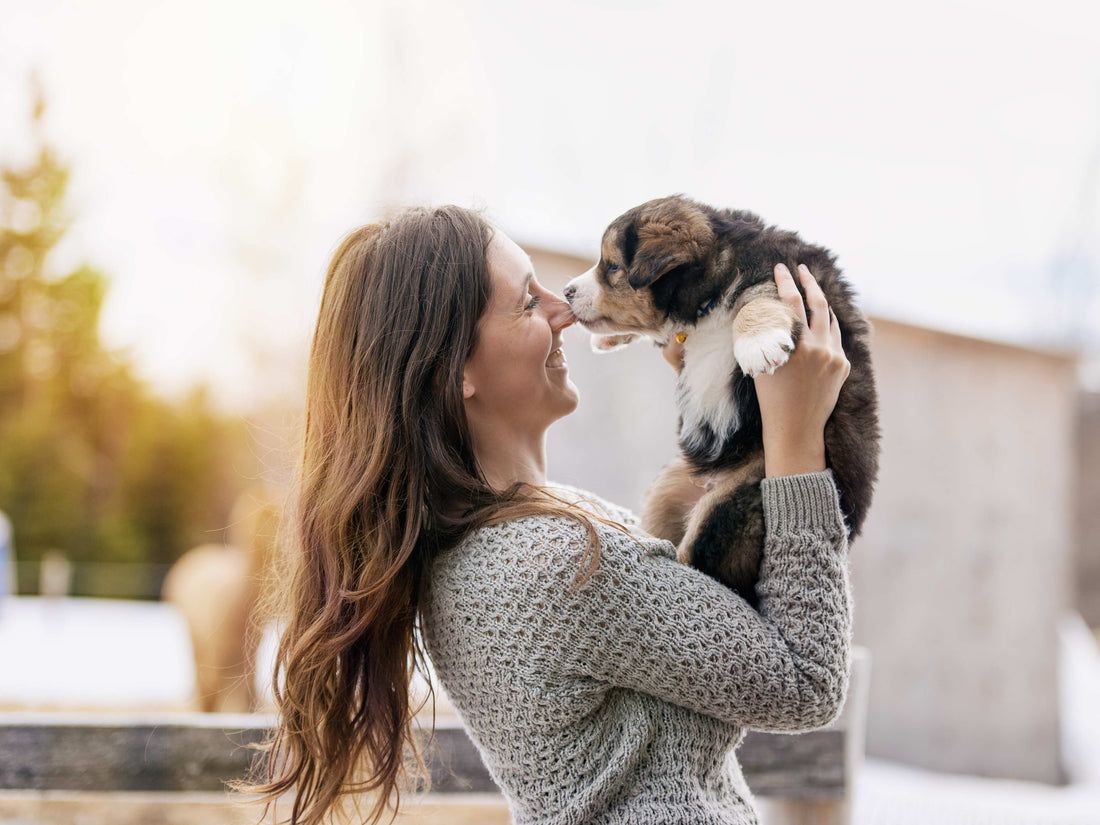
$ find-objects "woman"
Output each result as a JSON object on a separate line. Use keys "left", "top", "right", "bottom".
{"left": 244, "top": 205, "right": 852, "bottom": 825}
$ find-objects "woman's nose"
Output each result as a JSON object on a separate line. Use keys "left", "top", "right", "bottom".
{"left": 545, "top": 293, "right": 576, "bottom": 330}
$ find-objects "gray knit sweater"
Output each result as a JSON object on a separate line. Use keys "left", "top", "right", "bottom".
{"left": 421, "top": 470, "right": 852, "bottom": 825}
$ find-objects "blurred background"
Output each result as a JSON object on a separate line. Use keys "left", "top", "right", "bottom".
{"left": 1, "top": 0, "right": 1099, "bottom": 822}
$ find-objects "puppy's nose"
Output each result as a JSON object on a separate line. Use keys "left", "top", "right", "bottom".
{"left": 563, "top": 285, "right": 577, "bottom": 302}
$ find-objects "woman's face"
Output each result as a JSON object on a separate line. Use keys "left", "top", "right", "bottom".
{"left": 462, "top": 231, "right": 578, "bottom": 435}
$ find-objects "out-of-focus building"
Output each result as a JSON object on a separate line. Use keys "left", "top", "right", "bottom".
{"left": 854, "top": 319, "right": 1076, "bottom": 785}
{"left": 531, "top": 245, "right": 1080, "bottom": 786}
{"left": 1078, "top": 392, "right": 1100, "bottom": 629}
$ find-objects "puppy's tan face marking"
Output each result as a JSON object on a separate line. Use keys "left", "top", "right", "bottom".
{"left": 564, "top": 228, "right": 665, "bottom": 334}
{"left": 565, "top": 196, "right": 717, "bottom": 337}
{"left": 593, "top": 232, "right": 665, "bottom": 331}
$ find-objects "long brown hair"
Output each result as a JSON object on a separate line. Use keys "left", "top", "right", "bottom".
{"left": 237, "top": 206, "right": 612, "bottom": 825}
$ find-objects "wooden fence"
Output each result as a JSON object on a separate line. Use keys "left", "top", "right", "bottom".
{"left": 0, "top": 649, "right": 869, "bottom": 824}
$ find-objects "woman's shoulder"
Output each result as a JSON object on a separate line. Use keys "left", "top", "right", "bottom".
{"left": 542, "top": 481, "right": 641, "bottom": 528}
{"left": 446, "top": 484, "right": 636, "bottom": 549}
{"left": 453, "top": 507, "right": 600, "bottom": 564}
{"left": 426, "top": 487, "right": 675, "bottom": 606}
{"left": 426, "top": 514, "right": 591, "bottom": 619}
{"left": 446, "top": 492, "right": 671, "bottom": 579}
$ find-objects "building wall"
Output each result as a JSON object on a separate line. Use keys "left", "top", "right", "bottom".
{"left": 528, "top": 246, "right": 1078, "bottom": 783}
{"left": 854, "top": 319, "right": 1075, "bottom": 784}
{"left": 1077, "top": 392, "right": 1100, "bottom": 628}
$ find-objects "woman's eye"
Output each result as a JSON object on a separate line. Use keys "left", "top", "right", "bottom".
{"left": 525, "top": 294, "right": 542, "bottom": 311}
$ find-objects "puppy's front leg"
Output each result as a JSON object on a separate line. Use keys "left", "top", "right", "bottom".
{"left": 732, "top": 288, "right": 802, "bottom": 377}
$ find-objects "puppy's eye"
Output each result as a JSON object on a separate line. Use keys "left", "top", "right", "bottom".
{"left": 606, "top": 263, "right": 621, "bottom": 273}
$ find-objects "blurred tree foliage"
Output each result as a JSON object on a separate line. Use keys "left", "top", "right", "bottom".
{"left": 0, "top": 83, "right": 258, "bottom": 594}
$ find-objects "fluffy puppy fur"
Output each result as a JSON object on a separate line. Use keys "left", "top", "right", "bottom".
{"left": 564, "top": 195, "right": 880, "bottom": 606}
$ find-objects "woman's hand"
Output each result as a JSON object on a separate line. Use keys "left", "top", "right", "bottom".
{"left": 754, "top": 263, "right": 850, "bottom": 478}
{"left": 661, "top": 335, "right": 685, "bottom": 372}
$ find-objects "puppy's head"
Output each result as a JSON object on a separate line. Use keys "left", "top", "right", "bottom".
{"left": 564, "top": 195, "right": 717, "bottom": 347}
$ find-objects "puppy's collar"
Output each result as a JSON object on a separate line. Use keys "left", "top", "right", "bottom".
{"left": 672, "top": 298, "right": 720, "bottom": 344}
{"left": 696, "top": 297, "right": 718, "bottom": 319}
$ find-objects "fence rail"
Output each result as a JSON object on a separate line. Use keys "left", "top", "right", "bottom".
{"left": 0, "top": 649, "right": 870, "bottom": 823}
{"left": 12, "top": 561, "right": 172, "bottom": 600}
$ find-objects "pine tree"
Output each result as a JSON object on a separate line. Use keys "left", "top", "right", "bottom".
{"left": 0, "top": 80, "right": 256, "bottom": 596}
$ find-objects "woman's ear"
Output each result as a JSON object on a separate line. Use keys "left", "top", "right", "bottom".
{"left": 462, "top": 373, "right": 475, "bottom": 399}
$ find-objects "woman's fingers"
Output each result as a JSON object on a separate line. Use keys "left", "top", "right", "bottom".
{"left": 826, "top": 302, "right": 851, "bottom": 379}
{"left": 797, "top": 264, "right": 830, "bottom": 333}
{"left": 773, "top": 263, "right": 808, "bottom": 327}
{"left": 661, "top": 336, "right": 685, "bottom": 372}
{"left": 776, "top": 263, "right": 830, "bottom": 335}
{"left": 829, "top": 304, "right": 843, "bottom": 345}
{"left": 789, "top": 263, "right": 847, "bottom": 371}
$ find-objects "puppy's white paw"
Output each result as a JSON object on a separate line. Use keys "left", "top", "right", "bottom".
{"left": 591, "top": 332, "right": 639, "bottom": 352}
{"left": 734, "top": 328, "right": 795, "bottom": 376}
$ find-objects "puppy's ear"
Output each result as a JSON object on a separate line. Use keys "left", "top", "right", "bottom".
{"left": 628, "top": 201, "right": 713, "bottom": 289}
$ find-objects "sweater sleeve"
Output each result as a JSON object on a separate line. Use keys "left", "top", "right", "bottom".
{"left": 526, "top": 471, "right": 852, "bottom": 733}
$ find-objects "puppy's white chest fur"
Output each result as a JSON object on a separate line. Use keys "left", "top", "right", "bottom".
{"left": 677, "top": 311, "right": 741, "bottom": 457}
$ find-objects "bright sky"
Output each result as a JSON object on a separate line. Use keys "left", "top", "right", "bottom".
{"left": 1, "top": 0, "right": 1098, "bottom": 411}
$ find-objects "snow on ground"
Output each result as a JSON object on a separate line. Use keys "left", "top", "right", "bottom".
{"left": 0, "top": 596, "right": 193, "bottom": 708}
{"left": 1060, "top": 613, "right": 1100, "bottom": 788}
{"left": 855, "top": 760, "right": 1100, "bottom": 825}
{"left": 1, "top": 596, "right": 1099, "bottom": 823}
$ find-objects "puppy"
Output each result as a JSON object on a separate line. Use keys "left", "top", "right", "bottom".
{"left": 564, "top": 195, "right": 879, "bottom": 606}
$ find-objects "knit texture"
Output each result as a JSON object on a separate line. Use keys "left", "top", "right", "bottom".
{"left": 421, "top": 470, "right": 852, "bottom": 825}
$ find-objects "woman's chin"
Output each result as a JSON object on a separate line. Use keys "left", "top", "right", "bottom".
{"left": 553, "top": 381, "right": 580, "bottom": 419}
